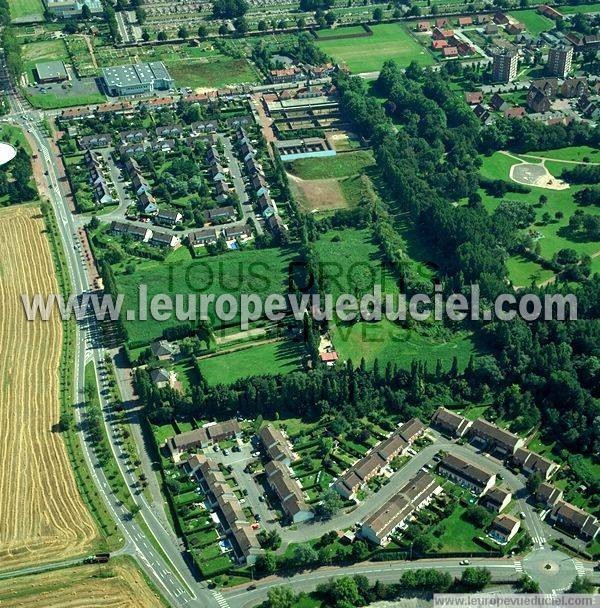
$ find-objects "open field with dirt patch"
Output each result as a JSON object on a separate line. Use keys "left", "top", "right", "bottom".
{"left": 288, "top": 173, "right": 347, "bottom": 211}
{"left": 0, "top": 205, "right": 97, "bottom": 571}
{"left": 0, "top": 557, "right": 167, "bottom": 608}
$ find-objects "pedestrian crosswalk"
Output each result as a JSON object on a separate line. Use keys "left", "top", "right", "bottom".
{"left": 212, "top": 591, "right": 231, "bottom": 608}
{"left": 514, "top": 560, "right": 524, "bottom": 572}
{"left": 574, "top": 560, "right": 586, "bottom": 576}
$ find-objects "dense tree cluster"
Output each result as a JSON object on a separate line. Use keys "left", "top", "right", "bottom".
{"left": 561, "top": 164, "right": 600, "bottom": 185}
{"left": 480, "top": 116, "right": 599, "bottom": 155}
{"left": 0, "top": 148, "right": 37, "bottom": 204}
{"left": 212, "top": 0, "right": 248, "bottom": 19}
{"left": 336, "top": 64, "right": 508, "bottom": 298}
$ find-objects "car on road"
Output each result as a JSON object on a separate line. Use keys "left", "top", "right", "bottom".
{"left": 247, "top": 584, "right": 257, "bottom": 591}
{"left": 251, "top": 523, "right": 260, "bottom": 529}
{"left": 520, "top": 512, "right": 526, "bottom": 518}
{"left": 254, "top": 513, "right": 261, "bottom": 521}
{"left": 258, "top": 495, "right": 265, "bottom": 502}
{"left": 459, "top": 560, "right": 470, "bottom": 565}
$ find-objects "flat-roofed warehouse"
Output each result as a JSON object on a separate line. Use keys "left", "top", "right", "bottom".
{"left": 102, "top": 62, "right": 174, "bottom": 97}
{"left": 44, "top": 0, "right": 103, "bottom": 17}
{"left": 36, "top": 60, "right": 69, "bottom": 84}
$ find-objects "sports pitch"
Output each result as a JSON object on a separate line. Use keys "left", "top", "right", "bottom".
{"left": 316, "top": 23, "right": 435, "bottom": 73}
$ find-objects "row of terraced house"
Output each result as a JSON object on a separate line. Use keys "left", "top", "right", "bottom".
{"left": 258, "top": 425, "right": 314, "bottom": 524}
{"left": 431, "top": 407, "right": 599, "bottom": 542}
{"left": 333, "top": 418, "right": 426, "bottom": 501}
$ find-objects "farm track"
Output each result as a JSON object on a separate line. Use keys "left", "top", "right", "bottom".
{"left": 0, "top": 205, "right": 97, "bottom": 571}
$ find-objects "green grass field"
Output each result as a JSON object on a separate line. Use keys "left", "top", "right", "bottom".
{"left": 198, "top": 340, "right": 304, "bottom": 385}
{"left": 313, "top": 227, "right": 400, "bottom": 299}
{"left": 25, "top": 91, "right": 107, "bottom": 109}
{"left": 287, "top": 151, "right": 375, "bottom": 180}
{"left": 509, "top": 9, "right": 555, "bottom": 35}
{"left": 436, "top": 504, "right": 485, "bottom": 552}
{"left": 479, "top": 151, "right": 600, "bottom": 285}
{"left": 479, "top": 152, "right": 517, "bottom": 181}
{"left": 315, "top": 26, "right": 369, "bottom": 39}
{"left": 506, "top": 255, "right": 554, "bottom": 288}
{"left": 113, "top": 245, "right": 296, "bottom": 345}
{"left": 316, "top": 23, "right": 435, "bottom": 73}
{"left": 166, "top": 56, "right": 258, "bottom": 89}
{"left": 522, "top": 146, "right": 600, "bottom": 163}
{"left": 331, "top": 317, "right": 479, "bottom": 370}
{"left": 559, "top": 2, "right": 600, "bottom": 13}
{"left": 9, "top": 0, "right": 44, "bottom": 19}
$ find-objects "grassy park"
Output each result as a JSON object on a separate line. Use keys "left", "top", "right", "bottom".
{"left": 198, "top": 340, "right": 305, "bottom": 385}
{"left": 113, "top": 245, "right": 297, "bottom": 345}
{"left": 316, "top": 23, "right": 435, "bottom": 73}
{"left": 478, "top": 149, "right": 600, "bottom": 286}
{"left": 287, "top": 151, "right": 375, "bottom": 180}
{"left": 8, "top": 0, "right": 44, "bottom": 19}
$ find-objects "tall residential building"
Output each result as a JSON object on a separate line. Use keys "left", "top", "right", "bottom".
{"left": 492, "top": 49, "right": 518, "bottom": 83}
{"left": 547, "top": 45, "right": 573, "bottom": 77}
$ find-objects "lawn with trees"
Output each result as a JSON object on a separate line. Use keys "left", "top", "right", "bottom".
{"left": 113, "top": 245, "right": 297, "bottom": 345}
{"left": 198, "top": 341, "right": 305, "bottom": 385}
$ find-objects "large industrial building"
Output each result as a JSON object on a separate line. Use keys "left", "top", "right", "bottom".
{"left": 102, "top": 62, "right": 174, "bottom": 97}
{"left": 43, "top": 0, "right": 103, "bottom": 17}
{"left": 35, "top": 61, "right": 69, "bottom": 84}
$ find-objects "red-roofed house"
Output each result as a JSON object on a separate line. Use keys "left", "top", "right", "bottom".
{"left": 417, "top": 21, "right": 431, "bottom": 31}
{"left": 459, "top": 16, "right": 473, "bottom": 26}
{"left": 443, "top": 47, "right": 459, "bottom": 57}
{"left": 465, "top": 91, "right": 484, "bottom": 105}
{"left": 320, "top": 351, "right": 339, "bottom": 365}
{"left": 433, "top": 39, "right": 449, "bottom": 49}
{"left": 504, "top": 106, "right": 526, "bottom": 119}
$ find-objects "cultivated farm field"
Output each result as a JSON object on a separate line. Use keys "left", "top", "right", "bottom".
{"left": 0, "top": 205, "right": 97, "bottom": 571}
{"left": 0, "top": 557, "right": 167, "bottom": 608}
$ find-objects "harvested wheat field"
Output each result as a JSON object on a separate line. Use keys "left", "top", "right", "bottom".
{"left": 0, "top": 558, "right": 167, "bottom": 607}
{"left": 0, "top": 205, "right": 97, "bottom": 571}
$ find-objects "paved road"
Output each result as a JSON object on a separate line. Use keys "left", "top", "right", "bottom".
{"left": 4, "top": 87, "right": 212, "bottom": 608}
{"left": 223, "top": 557, "right": 523, "bottom": 608}
{"left": 220, "top": 133, "right": 264, "bottom": 235}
